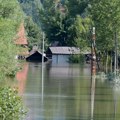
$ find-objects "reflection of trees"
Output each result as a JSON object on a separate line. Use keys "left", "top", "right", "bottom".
{"left": 43, "top": 64, "right": 91, "bottom": 119}
{"left": 112, "top": 79, "right": 120, "bottom": 120}
{"left": 43, "top": 79, "right": 66, "bottom": 120}
{"left": 74, "top": 77, "right": 90, "bottom": 119}
{"left": 23, "top": 63, "right": 93, "bottom": 119}
{"left": 93, "top": 73, "right": 120, "bottom": 120}
{"left": 93, "top": 79, "right": 114, "bottom": 120}
{"left": 23, "top": 62, "right": 43, "bottom": 120}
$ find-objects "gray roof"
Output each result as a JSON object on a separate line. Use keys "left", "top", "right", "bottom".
{"left": 49, "top": 47, "right": 80, "bottom": 55}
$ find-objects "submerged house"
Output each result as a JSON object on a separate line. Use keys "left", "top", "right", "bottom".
{"left": 46, "top": 47, "right": 80, "bottom": 64}
{"left": 26, "top": 49, "right": 48, "bottom": 62}
{"left": 15, "top": 23, "right": 29, "bottom": 59}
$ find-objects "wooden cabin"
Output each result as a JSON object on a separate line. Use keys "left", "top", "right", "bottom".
{"left": 26, "top": 50, "right": 48, "bottom": 62}
{"left": 46, "top": 47, "right": 80, "bottom": 64}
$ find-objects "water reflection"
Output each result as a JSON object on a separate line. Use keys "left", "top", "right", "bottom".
{"left": 112, "top": 79, "right": 120, "bottom": 120}
{"left": 91, "top": 75, "right": 96, "bottom": 120}
{"left": 16, "top": 63, "right": 28, "bottom": 95}
{"left": 15, "top": 62, "right": 120, "bottom": 120}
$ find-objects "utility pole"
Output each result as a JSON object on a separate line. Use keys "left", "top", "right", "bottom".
{"left": 91, "top": 27, "right": 96, "bottom": 120}
{"left": 42, "top": 32, "right": 45, "bottom": 104}
{"left": 91, "top": 27, "right": 96, "bottom": 76}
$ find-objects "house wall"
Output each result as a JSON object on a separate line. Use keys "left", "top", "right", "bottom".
{"left": 52, "top": 54, "right": 69, "bottom": 64}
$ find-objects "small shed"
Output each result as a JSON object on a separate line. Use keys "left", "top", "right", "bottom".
{"left": 46, "top": 47, "right": 80, "bottom": 64}
{"left": 26, "top": 50, "right": 48, "bottom": 62}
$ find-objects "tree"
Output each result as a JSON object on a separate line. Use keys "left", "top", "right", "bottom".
{"left": 18, "top": 0, "right": 43, "bottom": 26}
{"left": 89, "top": 0, "right": 120, "bottom": 71}
{"left": 66, "top": 0, "right": 89, "bottom": 17}
{"left": 24, "top": 16, "right": 42, "bottom": 50}
{"left": 0, "top": 0, "right": 27, "bottom": 119}
{"left": 39, "top": 0, "right": 91, "bottom": 47}
{"left": 18, "top": 0, "right": 44, "bottom": 50}
{"left": 0, "top": 0, "right": 24, "bottom": 79}
{"left": 39, "top": 0, "right": 67, "bottom": 45}
{"left": 18, "top": 0, "right": 91, "bottom": 49}
{"left": 73, "top": 15, "right": 92, "bottom": 49}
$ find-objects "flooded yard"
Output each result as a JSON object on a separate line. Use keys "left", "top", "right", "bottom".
{"left": 16, "top": 62, "right": 120, "bottom": 120}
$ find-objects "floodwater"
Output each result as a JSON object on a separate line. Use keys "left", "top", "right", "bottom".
{"left": 16, "top": 62, "right": 120, "bottom": 120}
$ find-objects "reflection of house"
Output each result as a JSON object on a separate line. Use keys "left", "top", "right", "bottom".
{"left": 47, "top": 64, "right": 91, "bottom": 80}
{"left": 16, "top": 63, "right": 28, "bottom": 95}
{"left": 26, "top": 50, "right": 48, "bottom": 62}
{"left": 15, "top": 23, "right": 29, "bottom": 59}
{"left": 46, "top": 47, "right": 80, "bottom": 64}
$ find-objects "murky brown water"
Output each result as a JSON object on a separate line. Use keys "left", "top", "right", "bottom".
{"left": 16, "top": 62, "right": 120, "bottom": 120}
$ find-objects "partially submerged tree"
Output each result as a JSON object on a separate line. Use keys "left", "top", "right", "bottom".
{"left": 89, "top": 0, "right": 120, "bottom": 72}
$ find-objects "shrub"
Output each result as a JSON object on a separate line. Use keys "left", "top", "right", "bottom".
{"left": 0, "top": 87, "right": 27, "bottom": 120}
{"left": 69, "top": 54, "right": 85, "bottom": 63}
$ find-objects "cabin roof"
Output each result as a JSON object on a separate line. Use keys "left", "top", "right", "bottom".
{"left": 26, "top": 50, "right": 48, "bottom": 62}
{"left": 29, "top": 50, "right": 42, "bottom": 56}
{"left": 15, "top": 23, "right": 27, "bottom": 45}
{"left": 49, "top": 47, "right": 80, "bottom": 55}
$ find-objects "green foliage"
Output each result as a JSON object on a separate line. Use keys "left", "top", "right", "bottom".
{"left": 0, "top": 0, "right": 23, "bottom": 80}
{"left": 73, "top": 15, "right": 92, "bottom": 49}
{"left": 24, "top": 17, "right": 42, "bottom": 50}
{"left": 39, "top": 0, "right": 91, "bottom": 47}
{"left": 66, "top": 0, "right": 89, "bottom": 17}
{"left": 18, "top": 0, "right": 43, "bottom": 50}
{"left": 89, "top": 0, "right": 120, "bottom": 52}
{"left": 69, "top": 54, "right": 85, "bottom": 63}
{"left": 18, "top": 0, "right": 91, "bottom": 48}
{"left": 0, "top": 87, "right": 27, "bottom": 120}
{"left": 0, "top": 19, "right": 18, "bottom": 79}
{"left": 39, "top": 0, "right": 67, "bottom": 45}
{"left": 88, "top": 0, "right": 120, "bottom": 70}
{"left": 0, "top": 0, "right": 24, "bottom": 24}
{"left": 18, "top": 0, "right": 42, "bottom": 26}
{"left": 0, "top": 1, "right": 27, "bottom": 119}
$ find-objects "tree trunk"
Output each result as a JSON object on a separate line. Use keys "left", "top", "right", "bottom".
{"left": 110, "top": 52, "right": 113, "bottom": 72}
{"left": 105, "top": 51, "right": 108, "bottom": 73}
{"left": 114, "top": 31, "right": 117, "bottom": 76}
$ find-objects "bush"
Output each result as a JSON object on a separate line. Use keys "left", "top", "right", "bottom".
{"left": 0, "top": 87, "right": 27, "bottom": 120}
{"left": 69, "top": 54, "right": 85, "bottom": 63}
